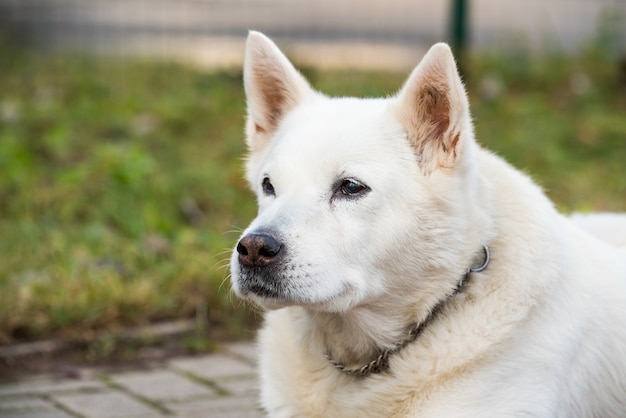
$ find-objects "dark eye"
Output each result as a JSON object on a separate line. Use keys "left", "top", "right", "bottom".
{"left": 338, "top": 178, "right": 369, "bottom": 197}
{"left": 262, "top": 177, "right": 275, "bottom": 196}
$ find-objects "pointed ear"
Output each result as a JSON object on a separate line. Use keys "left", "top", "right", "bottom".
{"left": 243, "top": 31, "right": 313, "bottom": 151}
{"left": 396, "top": 43, "right": 471, "bottom": 176}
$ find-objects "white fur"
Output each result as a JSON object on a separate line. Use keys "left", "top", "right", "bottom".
{"left": 570, "top": 212, "right": 626, "bottom": 247}
{"left": 230, "top": 32, "right": 626, "bottom": 417}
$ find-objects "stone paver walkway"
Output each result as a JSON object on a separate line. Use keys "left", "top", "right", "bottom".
{"left": 0, "top": 342, "right": 263, "bottom": 418}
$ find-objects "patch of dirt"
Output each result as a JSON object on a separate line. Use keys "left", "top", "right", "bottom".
{"left": 0, "top": 320, "right": 257, "bottom": 382}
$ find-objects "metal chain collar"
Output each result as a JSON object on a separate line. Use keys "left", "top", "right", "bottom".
{"left": 324, "top": 245, "right": 490, "bottom": 377}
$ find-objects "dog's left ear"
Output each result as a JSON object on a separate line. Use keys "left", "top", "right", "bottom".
{"left": 396, "top": 43, "right": 470, "bottom": 176}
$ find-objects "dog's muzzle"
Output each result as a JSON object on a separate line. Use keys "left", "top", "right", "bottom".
{"left": 235, "top": 231, "right": 291, "bottom": 300}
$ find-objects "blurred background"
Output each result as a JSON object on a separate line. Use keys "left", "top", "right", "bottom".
{"left": 2, "top": 0, "right": 626, "bottom": 69}
{"left": 1, "top": 0, "right": 625, "bottom": 369}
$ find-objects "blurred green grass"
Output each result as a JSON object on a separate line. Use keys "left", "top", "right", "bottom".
{"left": 0, "top": 39, "right": 624, "bottom": 345}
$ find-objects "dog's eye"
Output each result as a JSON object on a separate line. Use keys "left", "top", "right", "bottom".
{"left": 262, "top": 177, "right": 275, "bottom": 196}
{"left": 338, "top": 178, "right": 369, "bottom": 197}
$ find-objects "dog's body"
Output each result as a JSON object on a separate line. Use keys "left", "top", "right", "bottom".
{"left": 230, "top": 32, "right": 626, "bottom": 417}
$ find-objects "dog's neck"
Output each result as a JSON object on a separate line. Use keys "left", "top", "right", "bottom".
{"left": 302, "top": 246, "right": 490, "bottom": 377}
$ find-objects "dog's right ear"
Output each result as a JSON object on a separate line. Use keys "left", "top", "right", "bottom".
{"left": 244, "top": 31, "right": 313, "bottom": 151}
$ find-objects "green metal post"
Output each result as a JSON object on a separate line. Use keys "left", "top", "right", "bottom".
{"left": 449, "top": 0, "right": 468, "bottom": 77}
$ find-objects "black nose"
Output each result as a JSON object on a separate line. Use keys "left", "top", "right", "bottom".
{"left": 237, "top": 232, "right": 283, "bottom": 267}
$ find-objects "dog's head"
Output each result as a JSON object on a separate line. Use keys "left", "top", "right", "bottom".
{"left": 230, "top": 32, "right": 482, "bottom": 312}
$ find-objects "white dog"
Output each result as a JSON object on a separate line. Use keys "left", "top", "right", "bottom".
{"left": 230, "top": 32, "right": 626, "bottom": 417}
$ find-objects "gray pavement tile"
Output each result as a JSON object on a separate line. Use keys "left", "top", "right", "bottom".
{"left": 0, "top": 397, "right": 52, "bottom": 410}
{"left": 225, "top": 343, "right": 257, "bottom": 364}
{"left": 111, "top": 369, "right": 216, "bottom": 401}
{"left": 0, "top": 396, "right": 71, "bottom": 418}
{"left": 0, "top": 411, "right": 75, "bottom": 418}
{"left": 169, "top": 354, "right": 254, "bottom": 380}
{"left": 176, "top": 411, "right": 264, "bottom": 418}
{"left": 0, "top": 396, "right": 74, "bottom": 417}
{"left": 168, "top": 396, "right": 263, "bottom": 418}
{"left": 0, "top": 376, "right": 105, "bottom": 397}
{"left": 53, "top": 390, "right": 160, "bottom": 418}
{"left": 0, "top": 342, "right": 261, "bottom": 417}
{"left": 216, "top": 378, "right": 259, "bottom": 398}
